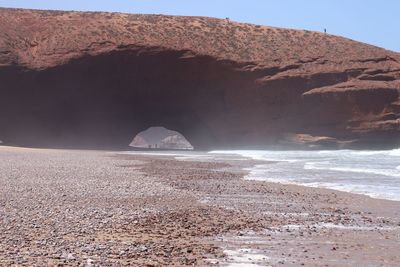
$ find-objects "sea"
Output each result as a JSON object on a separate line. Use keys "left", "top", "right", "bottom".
{"left": 124, "top": 149, "right": 400, "bottom": 201}
{"left": 210, "top": 149, "right": 400, "bottom": 201}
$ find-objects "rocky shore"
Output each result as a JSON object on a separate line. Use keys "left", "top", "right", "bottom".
{"left": 0, "top": 146, "right": 399, "bottom": 266}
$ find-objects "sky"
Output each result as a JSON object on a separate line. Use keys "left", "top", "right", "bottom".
{"left": 0, "top": 0, "right": 399, "bottom": 52}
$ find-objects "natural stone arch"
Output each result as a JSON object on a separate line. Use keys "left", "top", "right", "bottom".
{"left": 1, "top": 9, "right": 399, "bottom": 150}
{"left": 0, "top": 49, "right": 251, "bottom": 150}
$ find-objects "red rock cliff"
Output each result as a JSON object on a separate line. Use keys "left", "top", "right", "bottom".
{"left": 0, "top": 8, "right": 399, "bottom": 149}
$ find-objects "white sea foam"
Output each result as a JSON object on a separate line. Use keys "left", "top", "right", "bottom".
{"left": 304, "top": 162, "right": 400, "bottom": 178}
{"left": 389, "top": 149, "right": 400, "bottom": 156}
{"left": 350, "top": 150, "right": 387, "bottom": 156}
{"left": 271, "top": 223, "right": 399, "bottom": 231}
{"left": 210, "top": 149, "right": 400, "bottom": 201}
{"left": 223, "top": 249, "right": 269, "bottom": 267}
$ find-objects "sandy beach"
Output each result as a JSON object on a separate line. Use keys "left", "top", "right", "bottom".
{"left": 0, "top": 146, "right": 399, "bottom": 266}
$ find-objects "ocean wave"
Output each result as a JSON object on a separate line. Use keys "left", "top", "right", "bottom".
{"left": 304, "top": 162, "right": 400, "bottom": 178}
{"left": 350, "top": 150, "right": 387, "bottom": 156}
{"left": 209, "top": 150, "right": 264, "bottom": 160}
{"left": 389, "top": 148, "right": 400, "bottom": 156}
{"left": 305, "top": 182, "right": 400, "bottom": 201}
{"left": 317, "top": 150, "right": 348, "bottom": 154}
{"left": 350, "top": 148, "right": 400, "bottom": 157}
{"left": 209, "top": 150, "right": 299, "bottom": 162}
{"left": 245, "top": 174, "right": 400, "bottom": 201}
{"left": 213, "top": 149, "right": 400, "bottom": 201}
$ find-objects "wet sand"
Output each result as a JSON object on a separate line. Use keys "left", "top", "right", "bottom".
{"left": 0, "top": 146, "right": 399, "bottom": 266}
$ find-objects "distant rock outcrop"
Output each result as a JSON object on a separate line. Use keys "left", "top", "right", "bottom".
{"left": 130, "top": 135, "right": 149, "bottom": 149}
{"left": 160, "top": 135, "right": 193, "bottom": 150}
{"left": 0, "top": 8, "right": 399, "bottom": 149}
{"left": 130, "top": 127, "right": 193, "bottom": 150}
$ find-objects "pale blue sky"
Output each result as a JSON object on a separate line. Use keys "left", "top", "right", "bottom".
{"left": 0, "top": 0, "right": 398, "bottom": 52}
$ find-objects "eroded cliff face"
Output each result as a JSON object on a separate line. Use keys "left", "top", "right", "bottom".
{"left": 0, "top": 8, "right": 399, "bottom": 149}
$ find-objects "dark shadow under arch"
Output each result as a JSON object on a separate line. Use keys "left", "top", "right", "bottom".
{"left": 0, "top": 48, "right": 252, "bottom": 150}
{"left": 2, "top": 47, "right": 398, "bottom": 150}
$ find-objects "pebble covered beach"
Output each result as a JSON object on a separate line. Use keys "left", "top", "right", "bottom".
{"left": 1, "top": 146, "right": 399, "bottom": 266}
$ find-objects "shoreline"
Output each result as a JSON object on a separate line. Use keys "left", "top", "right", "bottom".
{"left": 125, "top": 148, "right": 400, "bottom": 203}
{"left": 1, "top": 146, "right": 399, "bottom": 266}
{"left": 128, "top": 151, "right": 400, "bottom": 266}
{"left": 210, "top": 149, "right": 400, "bottom": 203}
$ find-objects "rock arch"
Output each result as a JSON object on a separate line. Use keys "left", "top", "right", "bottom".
{"left": 0, "top": 49, "right": 254, "bottom": 149}
{"left": 0, "top": 8, "right": 399, "bottom": 149}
